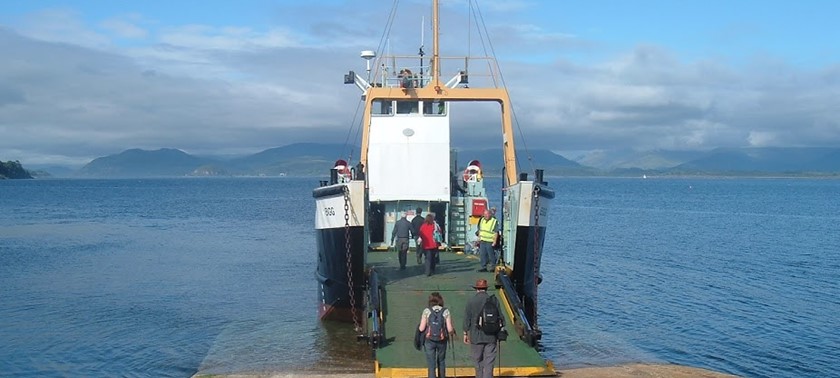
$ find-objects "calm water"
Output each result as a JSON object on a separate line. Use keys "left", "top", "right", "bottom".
{"left": 1, "top": 177, "right": 838, "bottom": 378}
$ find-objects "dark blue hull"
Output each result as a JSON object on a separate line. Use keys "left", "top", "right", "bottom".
{"left": 315, "top": 226, "right": 366, "bottom": 322}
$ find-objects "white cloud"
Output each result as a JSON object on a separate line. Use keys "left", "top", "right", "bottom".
{"left": 100, "top": 16, "right": 148, "bottom": 39}
{"left": 158, "top": 25, "right": 299, "bottom": 51}
{"left": 17, "top": 9, "right": 110, "bottom": 48}
{"left": 1, "top": 3, "right": 838, "bottom": 167}
{"left": 748, "top": 131, "right": 777, "bottom": 147}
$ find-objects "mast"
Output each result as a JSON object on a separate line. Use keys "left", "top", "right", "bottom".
{"left": 356, "top": 0, "right": 520, "bottom": 186}
{"left": 431, "top": 0, "right": 440, "bottom": 88}
{"left": 419, "top": 17, "right": 425, "bottom": 88}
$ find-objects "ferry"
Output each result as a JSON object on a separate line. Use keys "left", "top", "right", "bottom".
{"left": 313, "top": 1, "right": 555, "bottom": 375}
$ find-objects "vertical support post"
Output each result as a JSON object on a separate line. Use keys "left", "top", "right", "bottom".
{"left": 360, "top": 96, "right": 374, "bottom": 176}
{"left": 432, "top": 0, "right": 440, "bottom": 89}
{"left": 500, "top": 97, "right": 518, "bottom": 186}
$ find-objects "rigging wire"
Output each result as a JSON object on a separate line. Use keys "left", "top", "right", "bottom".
{"left": 373, "top": 0, "right": 401, "bottom": 78}
{"left": 343, "top": 0, "right": 401, "bottom": 164}
{"left": 473, "top": 0, "right": 536, "bottom": 175}
{"left": 467, "top": 0, "right": 471, "bottom": 59}
{"left": 468, "top": 1, "right": 497, "bottom": 88}
{"left": 342, "top": 98, "right": 365, "bottom": 164}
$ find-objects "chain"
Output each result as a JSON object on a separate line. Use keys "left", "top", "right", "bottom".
{"left": 344, "top": 186, "right": 361, "bottom": 332}
{"left": 532, "top": 185, "right": 541, "bottom": 330}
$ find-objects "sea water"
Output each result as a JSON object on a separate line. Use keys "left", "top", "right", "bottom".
{"left": 1, "top": 177, "right": 838, "bottom": 378}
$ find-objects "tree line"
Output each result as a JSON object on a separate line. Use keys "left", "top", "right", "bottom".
{"left": 0, "top": 160, "right": 33, "bottom": 179}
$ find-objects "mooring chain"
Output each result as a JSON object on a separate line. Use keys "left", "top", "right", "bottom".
{"left": 532, "top": 185, "right": 541, "bottom": 330}
{"left": 343, "top": 186, "right": 360, "bottom": 332}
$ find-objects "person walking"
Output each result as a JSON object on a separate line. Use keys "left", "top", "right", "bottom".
{"left": 476, "top": 209, "right": 499, "bottom": 272}
{"left": 391, "top": 212, "right": 414, "bottom": 270}
{"left": 418, "top": 292, "right": 454, "bottom": 378}
{"left": 463, "top": 279, "right": 503, "bottom": 378}
{"left": 411, "top": 207, "right": 425, "bottom": 265}
{"left": 417, "top": 214, "right": 439, "bottom": 276}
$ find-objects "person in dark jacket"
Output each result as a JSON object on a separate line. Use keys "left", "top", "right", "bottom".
{"left": 411, "top": 207, "right": 425, "bottom": 264}
{"left": 391, "top": 212, "right": 414, "bottom": 270}
{"left": 463, "top": 279, "right": 503, "bottom": 378}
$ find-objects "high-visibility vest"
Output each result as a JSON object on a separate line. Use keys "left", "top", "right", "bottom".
{"left": 478, "top": 217, "right": 497, "bottom": 243}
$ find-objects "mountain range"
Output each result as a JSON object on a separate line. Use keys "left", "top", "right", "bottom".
{"left": 21, "top": 144, "right": 840, "bottom": 178}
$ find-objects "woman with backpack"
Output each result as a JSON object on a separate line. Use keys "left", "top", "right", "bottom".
{"left": 417, "top": 214, "right": 440, "bottom": 276}
{"left": 418, "top": 292, "right": 454, "bottom": 378}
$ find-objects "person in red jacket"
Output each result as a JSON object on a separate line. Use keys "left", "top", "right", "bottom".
{"left": 417, "top": 214, "right": 439, "bottom": 276}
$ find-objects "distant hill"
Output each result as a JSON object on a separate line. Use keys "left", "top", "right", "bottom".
{"left": 71, "top": 145, "right": 840, "bottom": 178}
{"left": 671, "top": 147, "right": 840, "bottom": 174}
{"left": 570, "top": 149, "right": 708, "bottom": 170}
{"left": 228, "top": 143, "right": 357, "bottom": 175}
{"left": 76, "top": 144, "right": 360, "bottom": 177}
{"left": 455, "top": 148, "right": 589, "bottom": 176}
{"left": 25, "top": 164, "right": 78, "bottom": 178}
{"left": 0, "top": 160, "right": 33, "bottom": 179}
{"left": 78, "top": 148, "right": 218, "bottom": 177}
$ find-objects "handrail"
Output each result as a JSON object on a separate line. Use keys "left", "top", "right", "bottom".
{"left": 369, "top": 56, "right": 502, "bottom": 89}
{"left": 367, "top": 268, "right": 383, "bottom": 354}
{"left": 498, "top": 273, "right": 542, "bottom": 347}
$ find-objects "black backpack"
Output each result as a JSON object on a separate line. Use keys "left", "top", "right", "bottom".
{"left": 478, "top": 295, "right": 502, "bottom": 335}
{"left": 426, "top": 307, "right": 447, "bottom": 341}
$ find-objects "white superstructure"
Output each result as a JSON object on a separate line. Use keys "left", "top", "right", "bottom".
{"left": 367, "top": 100, "right": 450, "bottom": 202}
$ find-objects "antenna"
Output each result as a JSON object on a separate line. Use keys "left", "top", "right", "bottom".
{"left": 360, "top": 50, "right": 376, "bottom": 75}
{"left": 421, "top": 15, "right": 425, "bottom": 48}
{"left": 419, "top": 16, "right": 426, "bottom": 88}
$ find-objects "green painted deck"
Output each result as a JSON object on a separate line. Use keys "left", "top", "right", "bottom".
{"left": 367, "top": 250, "right": 555, "bottom": 377}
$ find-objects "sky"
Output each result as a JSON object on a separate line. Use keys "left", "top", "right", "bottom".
{"left": 1, "top": 0, "right": 839, "bottom": 167}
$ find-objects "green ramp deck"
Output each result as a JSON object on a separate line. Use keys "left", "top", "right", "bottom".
{"left": 367, "top": 250, "right": 555, "bottom": 378}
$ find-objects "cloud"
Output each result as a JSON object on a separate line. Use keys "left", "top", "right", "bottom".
{"left": 1, "top": 2, "right": 838, "bottom": 167}
{"left": 501, "top": 44, "right": 840, "bottom": 152}
{"left": 100, "top": 16, "right": 148, "bottom": 39}
{"left": 443, "top": 0, "right": 533, "bottom": 13}
{"left": 0, "top": 26, "right": 358, "bottom": 164}
{"left": 15, "top": 8, "right": 110, "bottom": 48}
{"left": 158, "top": 25, "right": 299, "bottom": 51}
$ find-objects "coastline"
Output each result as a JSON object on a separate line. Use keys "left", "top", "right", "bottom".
{"left": 193, "top": 363, "right": 739, "bottom": 377}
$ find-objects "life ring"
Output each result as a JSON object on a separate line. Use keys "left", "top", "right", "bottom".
{"left": 463, "top": 165, "right": 481, "bottom": 182}
{"left": 334, "top": 160, "right": 351, "bottom": 178}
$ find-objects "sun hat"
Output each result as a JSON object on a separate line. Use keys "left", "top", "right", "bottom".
{"left": 472, "top": 278, "right": 488, "bottom": 290}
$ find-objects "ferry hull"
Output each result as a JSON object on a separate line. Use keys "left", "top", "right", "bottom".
{"left": 511, "top": 224, "right": 548, "bottom": 326}
{"left": 315, "top": 225, "right": 366, "bottom": 322}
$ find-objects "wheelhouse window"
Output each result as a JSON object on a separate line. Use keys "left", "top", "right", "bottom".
{"left": 372, "top": 100, "right": 393, "bottom": 116}
{"left": 423, "top": 100, "right": 447, "bottom": 115}
{"left": 396, "top": 101, "right": 419, "bottom": 114}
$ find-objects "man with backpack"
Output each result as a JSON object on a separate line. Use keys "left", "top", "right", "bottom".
{"left": 462, "top": 279, "right": 504, "bottom": 378}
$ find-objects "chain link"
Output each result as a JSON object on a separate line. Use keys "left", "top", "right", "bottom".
{"left": 344, "top": 186, "right": 361, "bottom": 332}
{"left": 532, "top": 185, "right": 541, "bottom": 330}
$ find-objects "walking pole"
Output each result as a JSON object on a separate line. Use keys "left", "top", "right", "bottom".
{"left": 450, "top": 336, "right": 457, "bottom": 378}
{"left": 497, "top": 339, "right": 501, "bottom": 377}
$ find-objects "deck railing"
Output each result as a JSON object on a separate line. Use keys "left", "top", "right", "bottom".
{"left": 363, "top": 55, "right": 503, "bottom": 89}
